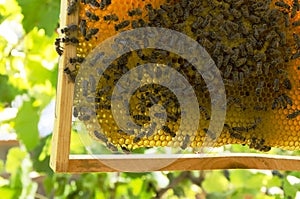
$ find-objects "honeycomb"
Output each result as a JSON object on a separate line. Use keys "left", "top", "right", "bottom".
{"left": 58, "top": 0, "right": 300, "bottom": 152}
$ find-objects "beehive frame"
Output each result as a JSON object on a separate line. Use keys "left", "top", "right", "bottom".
{"left": 50, "top": 0, "right": 300, "bottom": 173}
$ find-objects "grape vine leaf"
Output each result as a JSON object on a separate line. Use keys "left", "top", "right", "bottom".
{"left": 0, "top": 74, "right": 24, "bottom": 103}
{"left": 16, "top": 0, "right": 60, "bottom": 36}
{"left": 14, "top": 99, "right": 40, "bottom": 151}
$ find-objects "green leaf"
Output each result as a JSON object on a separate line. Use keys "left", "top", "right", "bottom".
{"left": 230, "top": 170, "right": 266, "bottom": 189}
{"left": 70, "top": 131, "right": 88, "bottom": 154}
{"left": 5, "top": 147, "right": 26, "bottom": 174}
{"left": 283, "top": 178, "right": 297, "bottom": 198}
{"left": 0, "top": 186, "right": 16, "bottom": 199}
{"left": 0, "top": 74, "right": 24, "bottom": 103}
{"left": 25, "top": 59, "right": 53, "bottom": 86}
{"left": 202, "top": 171, "right": 229, "bottom": 193}
{"left": 266, "top": 176, "right": 282, "bottom": 188}
{"left": 31, "top": 135, "right": 53, "bottom": 175}
{"left": 14, "top": 100, "right": 40, "bottom": 151}
{"left": 17, "top": 0, "right": 60, "bottom": 36}
{"left": 173, "top": 186, "right": 185, "bottom": 197}
{"left": 122, "top": 172, "right": 150, "bottom": 179}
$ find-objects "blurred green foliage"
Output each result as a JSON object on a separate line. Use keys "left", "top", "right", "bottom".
{"left": 0, "top": 0, "right": 300, "bottom": 198}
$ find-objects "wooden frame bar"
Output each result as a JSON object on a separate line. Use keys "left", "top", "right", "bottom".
{"left": 50, "top": 0, "right": 300, "bottom": 173}
{"left": 65, "top": 154, "right": 300, "bottom": 173}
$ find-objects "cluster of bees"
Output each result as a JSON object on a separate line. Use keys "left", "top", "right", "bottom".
{"left": 56, "top": 0, "right": 300, "bottom": 153}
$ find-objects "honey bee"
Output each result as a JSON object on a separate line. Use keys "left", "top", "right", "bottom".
{"left": 86, "top": 11, "right": 99, "bottom": 21}
{"left": 88, "top": 75, "right": 96, "bottom": 93}
{"left": 146, "top": 122, "right": 157, "bottom": 137}
{"left": 133, "top": 115, "right": 151, "bottom": 121}
{"left": 283, "top": 78, "right": 292, "bottom": 90}
{"left": 247, "top": 117, "right": 262, "bottom": 131}
{"left": 235, "top": 58, "right": 247, "bottom": 68}
{"left": 82, "top": 80, "right": 89, "bottom": 97}
{"left": 85, "top": 28, "right": 99, "bottom": 41}
{"left": 181, "top": 134, "right": 190, "bottom": 150}
{"left": 138, "top": 19, "right": 147, "bottom": 27}
{"left": 271, "top": 97, "right": 279, "bottom": 110}
{"left": 282, "top": 94, "right": 293, "bottom": 106}
{"left": 287, "top": 110, "right": 300, "bottom": 119}
{"left": 61, "top": 24, "right": 78, "bottom": 34}
{"left": 69, "top": 57, "right": 84, "bottom": 64}
{"left": 232, "top": 126, "right": 248, "bottom": 132}
{"left": 67, "top": 0, "right": 78, "bottom": 15}
{"left": 78, "top": 115, "right": 90, "bottom": 121}
{"left": 254, "top": 105, "right": 267, "bottom": 111}
{"left": 292, "top": 0, "right": 299, "bottom": 18}
{"left": 174, "top": 3, "right": 184, "bottom": 17}
{"left": 73, "top": 107, "right": 78, "bottom": 117}
{"left": 263, "top": 62, "right": 270, "bottom": 75}
{"left": 201, "top": 14, "right": 212, "bottom": 28}
{"left": 275, "top": 1, "right": 291, "bottom": 10}
{"left": 239, "top": 72, "right": 244, "bottom": 85}
{"left": 180, "top": 0, "right": 188, "bottom": 8}
{"left": 55, "top": 38, "right": 63, "bottom": 56}
{"left": 99, "top": 0, "right": 111, "bottom": 9}
{"left": 255, "top": 81, "right": 264, "bottom": 95}
{"left": 203, "top": 128, "right": 216, "bottom": 140}
{"left": 62, "top": 36, "right": 79, "bottom": 44}
{"left": 114, "top": 20, "right": 130, "bottom": 31}
{"left": 104, "top": 14, "right": 119, "bottom": 21}
{"left": 273, "top": 78, "right": 280, "bottom": 92}
{"left": 80, "top": 19, "right": 87, "bottom": 37}
{"left": 231, "top": 8, "right": 242, "bottom": 19}
{"left": 223, "top": 79, "right": 234, "bottom": 87}
{"left": 128, "top": 8, "right": 142, "bottom": 16}
{"left": 84, "top": 0, "right": 100, "bottom": 7}
{"left": 291, "top": 51, "right": 300, "bottom": 59}
{"left": 162, "top": 125, "right": 176, "bottom": 137}
{"left": 241, "top": 5, "right": 249, "bottom": 18}
{"left": 245, "top": 42, "right": 254, "bottom": 56}
{"left": 133, "top": 131, "right": 146, "bottom": 143}
{"left": 192, "top": 17, "right": 203, "bottom": 30}
{"left": 252, "top": 2, "right": 264, "bottom": 10}
{"left": 278, "top": 95, "right": 287, "bottom": 109}
{"left": 199, "top": 106, "right": 210, "bottom": 120}
{"left": 222, "top": 54, "right": 231, "bottom": 66}
{"left": 232, "top": 71, "right": 239, "bottom": 83}
{"left": 63, "top": 67, "right": 76, "bottom": 82}
{"left": 154, "top": 112, "right": 166, "bottom": 119}
{"left": 232, "top": 48, "right": 240, "bottom": 61}
{"left": 224, "top": 64, "right": 232, "bottom": 78}
{"left": 284, "top": 13, "right": 290, "bottom": 27}
{"left": 94, "top": 130, "right": 108, "bottom": 143}
{"left": 106, "top": 143, "right": 118, "bottom": 152}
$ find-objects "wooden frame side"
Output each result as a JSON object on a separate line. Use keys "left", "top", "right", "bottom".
{"left": 65, "top": 154, "right": 300, "bottom": 173}
{"left": 50, "top": 0, "right": 78, "bottom": 172}
{"left": 50, "top": 0, "right": 300, "bottom": 173}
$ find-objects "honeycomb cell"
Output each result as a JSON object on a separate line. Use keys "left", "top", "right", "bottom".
{"left": 66, "top": 0, "right": 300, "bottom": 152}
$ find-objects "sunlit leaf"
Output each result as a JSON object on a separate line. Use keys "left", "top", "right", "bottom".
{"left": 122, "top": 172, "right": 150, "bottom": 179}
{"left": 266, "top": 176, "right": 282, "bottom": 188}
{"left": 202, "top": 171, "right": 229, "bottom": 193}
{"left": 14, "top": 99, "right": 40, "bottom": 151}
{"left": 5, "top": 147, "right": 26, "bottom": 174}
{"left": 25, "top": 59, "right": 53, "bottom": 85}
{"left": 0, "top": 74, "right": 24, "bottom": 103}
{"left": 231, "top": 170, "right": 266, "bottom": 189}
{"left": 283, "top": 178, "right": 297, "bottom": 199}
{"left": 16, "top": 0, "right": 60, "bottom": 36}
{"left": 0, "top": 186, "right": 16, "bottom": 199}
{"left": 70, "top": 131, "right": 88, "bottom": 154}
{"left": 31, "top": 135, "right": 53, "bottom": 174}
